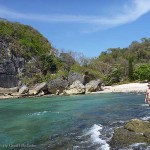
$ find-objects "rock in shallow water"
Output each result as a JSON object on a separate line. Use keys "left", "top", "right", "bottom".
{"left": 110, "top": 119, "right": 150, "bottom": 149}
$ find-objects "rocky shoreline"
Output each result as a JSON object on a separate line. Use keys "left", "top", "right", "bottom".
{"left": 0, "top": 82, "right": 147, "bottom": 100}
{"left": 0, "top": 75, "right": 102, "bottom": 100}
{"left": 110, "top": 119, "right": 150, "bottom": 149}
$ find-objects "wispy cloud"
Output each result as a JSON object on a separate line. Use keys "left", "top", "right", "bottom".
{"left": 0, "top": 0, "right": 150, "bottom": 32}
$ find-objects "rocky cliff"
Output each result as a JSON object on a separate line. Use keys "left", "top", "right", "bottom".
{"left": 0, "top": 20, "right": 53, "bottom": 88}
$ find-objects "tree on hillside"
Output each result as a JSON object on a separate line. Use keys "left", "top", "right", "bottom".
{"left": 40, "top": 54, "right": 59, "bottom": 74}
{"left": 128, "top": 56, "right": 134, "bottom": 81}
{"left": 134, "top": 64, "right": 150, "bottom": 81}
{"left": 59, "top": 52, "right": 76, "bottom": 72}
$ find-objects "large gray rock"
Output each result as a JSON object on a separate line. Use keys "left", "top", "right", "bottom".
{"left": 47, "top": 77, "right": 69, "bottom": 94}
{"left": 110, "top": 119, "right": 150, "bottom": 149}
{"left": 19, "top": 85, "right": 29, "bottom": 94}
{"left": 0, "top": 87, "right": 19, "bottom": 94}
{"left": 83, "top": 71, "right": 96, "bottom": 85}
{"left": 85, "top": 80, "right": 102, "bottom": 93}
{"left": 68, "top": 72, "right": 84, "bottom": 85}
{"left": 64, "top": 80, "right": 85, "bottom": 95}
{"left": 29, "top": 82, "right": 47, "bottom": 95}
{"left": 0, "top": 74, "right": 18, "bottom": 88}
{"left": 0, "top": 57, "right": 26, "bottom": 88}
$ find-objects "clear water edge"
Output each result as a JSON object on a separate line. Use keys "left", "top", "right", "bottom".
{"left": 0, "top": 93, "right": 150, "bottom": 149}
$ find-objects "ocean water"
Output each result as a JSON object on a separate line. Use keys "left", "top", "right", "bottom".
{"left": 0, "top": 93, "right": 150, "bottom": 150}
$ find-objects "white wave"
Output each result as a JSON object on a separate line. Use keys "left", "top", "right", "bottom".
{"left": 28, "top": 111, "right": 48, "bottom": 116}
{"left": 141, "top": 104, "right": 149, "bottom": 107}
{"left": 128, "top": 143, "right": 146, "bottom": 150}
{"left": 110, "top": 120, "right": 125, "bottom": 125}
{"left": 73, "top": 146, "right": 79, "bottom": 150}
{"left": 119, "top": 143, "right": 146, "bottom": 150}
{"left": 50, "top": 111, "right": 60, "bottom": 114}
{"left": 28, "top": 110, "right": 61, "bottom": 116}
{"left": 85, "top": 124, "right": 110, "bottom": 150}
{"left": 146, "top": 146, "right": 150, "bottom": 150}
{"left": 130, "top": 143, "right": 146, "bottom": 147}
{"left": 141, "top": 116, "right": 150, "bottom": 121}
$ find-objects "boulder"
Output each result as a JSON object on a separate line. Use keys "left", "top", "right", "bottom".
{"left": 19, "top": 85, "right": 29, "bottom": 94}
{"left": 29, "top": 82, "right": 47, "bottom": 95}
{"left": 47, "top": 77, "right": 69, "bottom": 94}
{"left": 85, "top": 80, "right": 102, "bottom": 93}
{"left": 63, "top": 80, "right": 85, "bottom": 95}
{"left": 38, "top": 90, "right": 45, "bottom": 96}
{"left": 68, "top": 72, "right": 84, "bottom": 85}
{"left": 124, "top": 118, "right": 150, "bottom": 133}
{"left": 83, "top": 71, "right": 96, "bottom": 85}
{"left": 0, "top": 87, "right": 19, "bottom": 94}
{"left": 110, "top": 119, "right": 150, "bottom": 149}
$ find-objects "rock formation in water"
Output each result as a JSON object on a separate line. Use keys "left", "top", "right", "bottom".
{"left": 110, "top": 119, "right": 150, "bottom": 149}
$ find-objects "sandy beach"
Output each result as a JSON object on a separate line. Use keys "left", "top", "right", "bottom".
{"left": 0, "top": 82, "right": 148, "bottom": 100}
{"left": 94, "top": 83, "right": 147, "bottom": 94}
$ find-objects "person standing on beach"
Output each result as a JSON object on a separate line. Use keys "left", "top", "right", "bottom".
{"left": 145, "top": 82, "right": 150, "bottom": 106}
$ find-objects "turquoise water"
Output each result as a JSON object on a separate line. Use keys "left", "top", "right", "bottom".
{"left": 0, "top": 93, "right": 149, "bottom": 149}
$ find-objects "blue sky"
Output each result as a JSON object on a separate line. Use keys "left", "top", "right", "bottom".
{"left": 0, "top": 0, "right": 150, "bottom": 57}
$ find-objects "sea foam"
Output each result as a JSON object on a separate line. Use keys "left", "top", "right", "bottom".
{"left": 85, "top": 124, "right": 110, "bottom": 150}
{"left": 27, "top": 110, "right": 60, "bottom": 116}
{"left": 119, "top": 143, "right": 147, "bottom": 150}
{"left": 141, "top": 116, "right": 150, "bottom": 121}
{"left": 28, "top": 111, "right": 48, "bottom": 116}
{"left": 141, "top": 104, "right": 149, "bottom": 107}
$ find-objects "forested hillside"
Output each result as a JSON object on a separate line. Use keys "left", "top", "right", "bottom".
{"left": 0, "top": 20, "right": 62, "bottom": 87}
{"left": 88, "top": 38, "right": 150, "bottom": 85}
{"left": 0, "top": 20, "right": 149, "bottom": 87}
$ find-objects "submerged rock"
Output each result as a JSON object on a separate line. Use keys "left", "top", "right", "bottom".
{"left": 85, "top": 80, "right": 102, "bottom": 93}
{"left": 64, "top": 80, "right": 85, "bottom": 95}
{"left": 110, "top": 119, "right": 150, "bottom": 149}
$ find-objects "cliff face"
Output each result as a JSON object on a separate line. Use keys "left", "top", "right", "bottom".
{"left": 0, "top": 20, "right": 52, "bottom": 88}
{"left": 0, "top": 34, "right": 26, "bottom": 87}
{"left": 0, "top": 61, "right": 17, "bottom": 88}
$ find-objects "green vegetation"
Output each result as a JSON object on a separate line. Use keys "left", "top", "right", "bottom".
{"left": 0, "top": 20, "right": 150, "bottom": 86}
{"left": 0, "top": 20, "right": 65, "bottom": 85}
{"left": 89, "top": 38, "right": 150, "bottom": 85}
{"left": 134, "top": 64, "right": 150, "bottom": 81}
{"left": 0, "top": 21, "right": 52, "bottom": 59}
{"left": 128, "top": 57, "right": 134, "bottom": 81}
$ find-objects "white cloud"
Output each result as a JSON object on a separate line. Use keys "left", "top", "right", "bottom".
{"left": 0, "top": 0, "right": 150, "bottom": 31}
